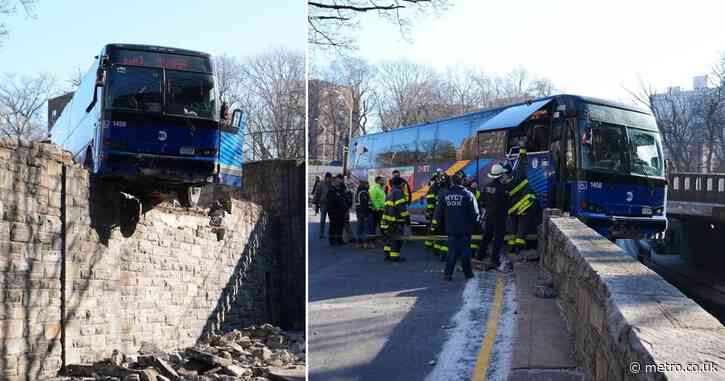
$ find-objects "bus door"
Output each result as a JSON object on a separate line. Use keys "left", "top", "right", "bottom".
{"left": 218, "top": 109, "right": 245, "bottom": 188}
{"left": 553, "top": 117, "right": 578, "bottom": 212}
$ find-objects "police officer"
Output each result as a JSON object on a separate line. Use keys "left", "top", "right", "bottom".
{"left": 380, "top": 177, "right": 410, "bottom": 262}
{"left": 478, "top": 163, "right": 512, "bottom": 272}
{"left": 506, "top": 149, "right": 541, "bottom": 257}
{"left": 430, "top": 172, "right": 450, "bottom": 261}
{"left": 435, "top": 171, "right": 479, "bottom": 281}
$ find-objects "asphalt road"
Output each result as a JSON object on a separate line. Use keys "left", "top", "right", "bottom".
{"left": 308, "top": 212, "right": 511, "bottom": 381}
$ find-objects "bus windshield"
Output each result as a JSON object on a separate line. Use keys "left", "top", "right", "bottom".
{"left": 580, "top": 121, "right": 664, "bottom": 177}
{"left": 106, "top": 66, "right": 163, "bottom": 112}
{"left": 165, "top": 70, "right": 216, "bottom": 119}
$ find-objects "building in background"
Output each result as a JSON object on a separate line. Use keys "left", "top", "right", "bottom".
{"left": 308, "top": 79, "right": 360, "bottom": 163}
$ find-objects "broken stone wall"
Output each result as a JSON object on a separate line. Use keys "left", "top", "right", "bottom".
{"left": 0, "top": 140, "right": 282, "bottom": 380}
{"left": 540, "top": 210, "right": 725, "bottom": 381}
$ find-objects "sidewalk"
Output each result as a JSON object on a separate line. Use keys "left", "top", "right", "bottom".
{"left": 508, "top": 259, "right": 583, "bottom": 381}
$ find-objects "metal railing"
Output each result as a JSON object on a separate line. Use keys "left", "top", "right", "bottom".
{"left": 668, "top": 172, "right": 725, "bottom": 204}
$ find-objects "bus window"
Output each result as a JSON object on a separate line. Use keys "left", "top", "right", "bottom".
{"left": 390, "top": 128, "right": 417, "bottom": 166}
{"left": 478, "top": 130, "right": 506, "bottom": 157}
{"left": 507, "top": 128, "right": 526, "bottom": 154}
{"left": 526, "top": 124, "right": 549, "bottom": 152}
{"left": 436, "top": 120, "right": 468, "bottom": 161}
{"left": 566, "top": 124, "right": 576, "bottom": 172}
{"left": 417, "top": 125, "right": 437, "bottom": 162}
{"left": 374, "top": 133, "right": 394, "bottom": 167}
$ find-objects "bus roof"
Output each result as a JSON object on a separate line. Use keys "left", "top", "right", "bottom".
{"left": 104, "top": 43, "right": 211, "bottom": 58}
{"left": 354, "top": 94, "right": 651, "bottom": 139}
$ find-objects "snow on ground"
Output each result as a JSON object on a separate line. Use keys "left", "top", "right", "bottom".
{"left": 424, "top": 273, "right": 517, "bottom": 381}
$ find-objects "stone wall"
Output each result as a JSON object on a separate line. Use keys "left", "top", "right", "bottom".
{"left": 540, "top": 209, "right": 725, "bottom": 381}
{"left": 0, "top": 140, "right": 288, "bottom": 380}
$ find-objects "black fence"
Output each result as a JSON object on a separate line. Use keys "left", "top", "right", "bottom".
{"left": 668, "top": 172, "right": 725, "bottom": 204}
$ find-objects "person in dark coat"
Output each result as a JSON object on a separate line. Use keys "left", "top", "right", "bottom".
{"left": 326, "top": 174, "right": 347, "bottom": 246}
{"left": 435, "top": 172, "right": 479, "bottom": 281}
{"left": 478, "top": 163, "right": 513, "bottom": 272}
{"left": 355, "top": 180, "right": 373, "bottom": 248}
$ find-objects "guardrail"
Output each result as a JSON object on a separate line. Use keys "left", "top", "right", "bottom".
{"left": 668, "top": 172, "right": 725, "bottom": 204}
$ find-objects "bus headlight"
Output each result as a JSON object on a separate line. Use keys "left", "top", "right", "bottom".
{"left": 653, "top": 207, "right": 664, "bottom": 216}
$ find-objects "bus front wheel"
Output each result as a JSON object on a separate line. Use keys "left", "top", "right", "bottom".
{"left": 177, "top": 186, "right": 202, "bottom": 208}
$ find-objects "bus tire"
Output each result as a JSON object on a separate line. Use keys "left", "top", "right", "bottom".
{"left": 177, "top": 186, "right": 201, "bottom": 208}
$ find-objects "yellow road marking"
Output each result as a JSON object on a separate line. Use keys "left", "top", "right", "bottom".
{"left": 472, "top": 274, "right": 504, "bottom": 381}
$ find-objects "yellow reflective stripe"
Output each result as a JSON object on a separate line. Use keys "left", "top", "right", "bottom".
{"left": 426, "top": 205, "right": 435, "bottom": 209}
{"left": 508, "top": 179, "right": 529, "bottom": 197}
{"left": 508, "top": 193, "right": 535, "bottom": 215}
{"left": 431, "top": 219, "right": 438, "bottom": 225}
{"left": 470, "top": 243, "right": 480, "bottom": 249}
{"left": 426, "top": 194, "right": 436, "bottom": 199}
{"left": 439, "top": 246, "right": 449, "bottom": 252}
{"left": 383, "top": 215, "right": 397, "bottom": 222}
{"left": 389, "top": 251, "right": 400, "bottom": 257}
{"left": 383, "top": 246, "right": 391, "bottom": 251}
{"left": 514, "top": 238, "right": 526, "bottom": 245}
{"left": 395, "top": 198, "right": 407, "bottom": 205}
{"left": 385, "top": 201, "right": 394, "bottom": 206}
{"left": 400, "top": 211, "right": 410, "bottom": 217}
{"left": 424, "top": 241, "right": 433, "bottom": 246}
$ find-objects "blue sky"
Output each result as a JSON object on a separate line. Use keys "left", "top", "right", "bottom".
{"left": 0, "top": 0, "right": 305, "bottom": 83}
{"left": 318, "top": 0, "right": 725, "bottom": 103}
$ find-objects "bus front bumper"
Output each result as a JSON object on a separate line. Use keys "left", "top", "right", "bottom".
{"left": 100, "top": 150, "right": 217, "bottom": 185}
{"left": 580, "top": 213, "right": 667, "bottom": 239}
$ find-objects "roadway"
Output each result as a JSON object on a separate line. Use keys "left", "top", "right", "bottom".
{"left": 307, "top": 212, "right": 520, "bottom": 381}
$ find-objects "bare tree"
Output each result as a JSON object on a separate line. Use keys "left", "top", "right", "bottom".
{"left": 239, "top": 48, "right": 305, "bottom": 160}
{"left": 324, "top": 56, "right": 376, "bottom": 135}
{"left": 66, "top": 67, "right": 83, "bottom": 90}
{"left": 308, "top": 0, "right": 450, "bottom": 50}
{"left": 0, "top": 0, "right": 35, "bottom": 47}
{"left": 213, "top": 54, "right": 245, "bottom": 107}
{"left": 628, "top": 80, "right": 701, "bottom": 172}
{"left": 0, "top": 72, "right": 57, "bottom": 140}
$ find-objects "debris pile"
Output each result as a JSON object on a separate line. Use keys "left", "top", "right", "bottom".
{"left": 55, "top": 324, "right": 305, "bottom": 381}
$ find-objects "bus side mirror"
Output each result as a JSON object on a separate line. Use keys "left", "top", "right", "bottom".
{"left": 231, "top": 109, "right": 243, "bottom": 130}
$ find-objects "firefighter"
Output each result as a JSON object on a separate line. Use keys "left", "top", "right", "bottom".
{"left": 384, "top": 170, "right": 412, "bottom": 204}
{"left": 467, "top": 179, "right": 483, "bottom": 254}
{"left": 380, "top": 177, "right": 410, "bottom": 262}
{"left": 423, "top": 172, "right": 440, "bottom": 250}
{"left": 436, "top": 171, "right": 479, "bottom": 281}
{"left": 430, "top": 173, "right": 450, "bottom": 262}
{"left": 478, "top": 163, "right": 513, "bottom": 272}
{"left": 506, "top": 148, "right": 541, "bottom": 257}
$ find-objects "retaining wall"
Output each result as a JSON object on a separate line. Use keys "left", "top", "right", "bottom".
{"left": 0, "top": 140, "right": 299, "bottom": 380}
{"left": 540, "top": 209, "right": 725, "bottom": 381}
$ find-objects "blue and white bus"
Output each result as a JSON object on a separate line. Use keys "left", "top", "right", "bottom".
{"left": 347, "top": 94, "right": 667, "bottom": 239}
{"left": 51, "top": 43, "right": 244, "bottom": 205}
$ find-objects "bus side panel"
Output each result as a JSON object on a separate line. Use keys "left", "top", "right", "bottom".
{"left": 218, "top": 126, "right": 244, "bottom": 188}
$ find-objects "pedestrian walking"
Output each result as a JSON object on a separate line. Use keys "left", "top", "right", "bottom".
{"left": 478, "top": 163, "right": 513, "bottom": 272}
{"left": 435, "top": 172, "right": 479, "bottom": 281}
{"left": 380, "top": 177, "right": 410, "bottom": 262}
{"left": 326, "top": 174, "right": 347, "bottom": 246}
{"left": 342, "top": 179, "right": 355, "bottom": 243}
{"left": 314, "top": 173, "right": 332, "bottom": 238}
